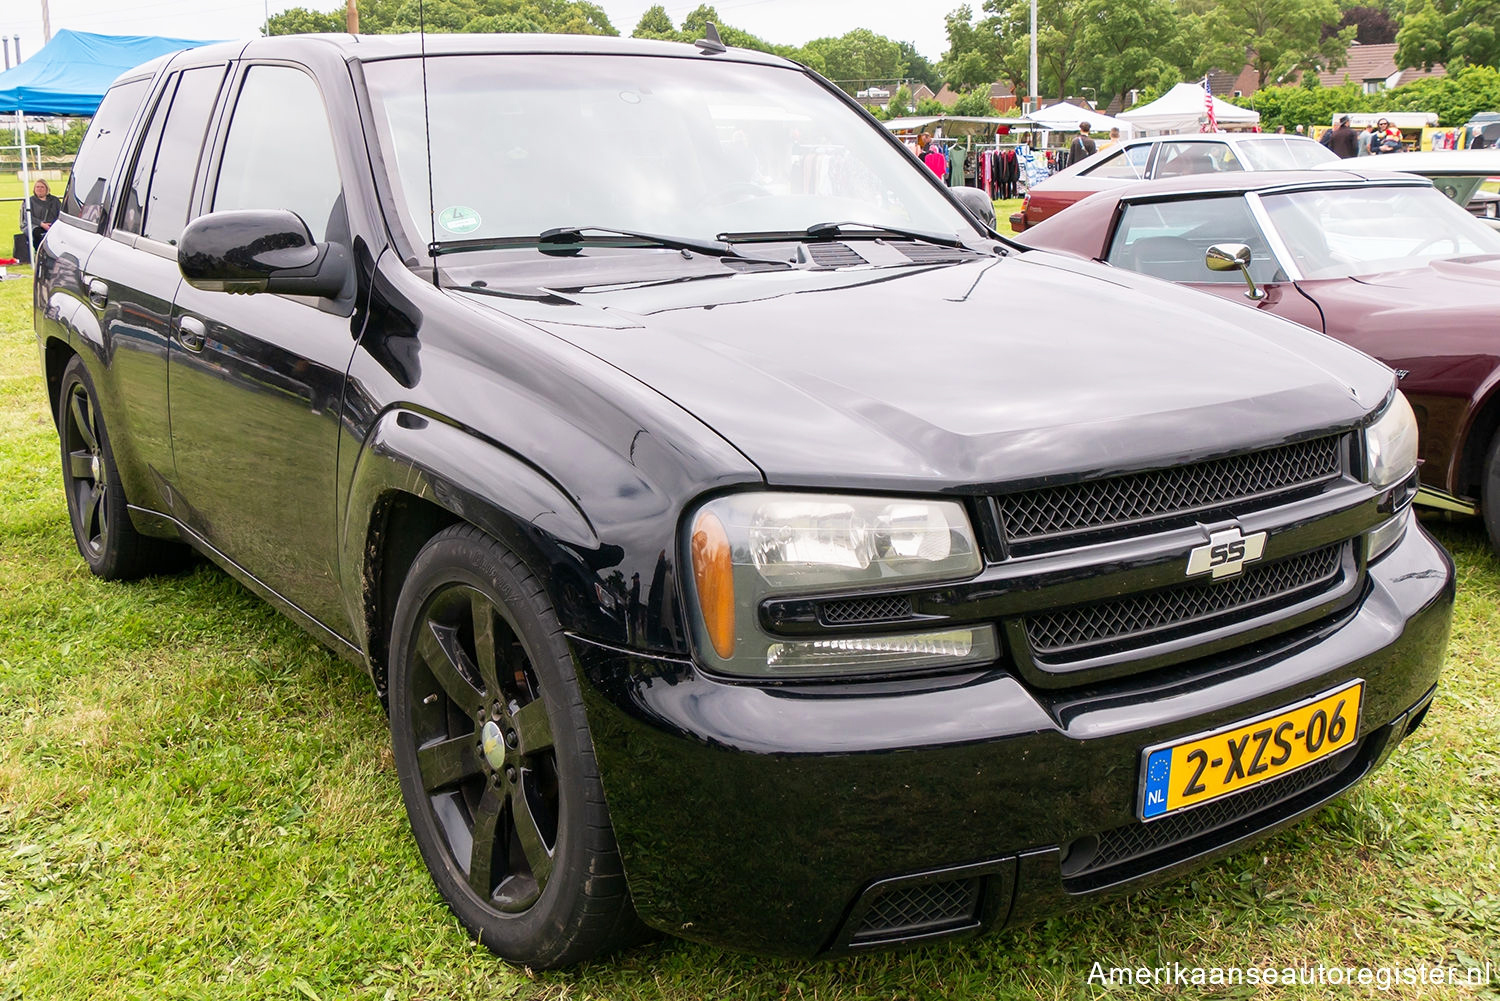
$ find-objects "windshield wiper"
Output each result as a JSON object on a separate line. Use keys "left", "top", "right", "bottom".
{"left": 429, "top": 226, "right": 751, "bottom": 260}
{"left": 719, "top": 221, "right": 971, "bottom": 248}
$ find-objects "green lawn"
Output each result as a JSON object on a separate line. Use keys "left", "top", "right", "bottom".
{"left": 2, "top": 270, "right": 1498, "bottom": 999}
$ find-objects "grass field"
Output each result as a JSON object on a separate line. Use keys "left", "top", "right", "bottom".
{"left": 1, "top": 269, "right": 1498, "bottom": 1000}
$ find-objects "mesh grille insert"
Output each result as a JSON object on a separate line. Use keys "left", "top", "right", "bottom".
{"left": 820, "top": 595, "right": 916, "bottom": 625}
{"left": 1067, "top": 750, "right": 1349, "bottom": 879}
{"left": 1025, "top": 544, "right": 1344, "bottom": 657}
{"left": 893, "top": 241, "right": 974, "bottom": 264}
{"left": 998, "top": 436, "right": 1342, "bottom": 544}
{"left": 854, "top": 878, "right": 979, "bottom": 940}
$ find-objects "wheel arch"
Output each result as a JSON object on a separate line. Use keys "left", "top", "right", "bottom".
{"left": 43, "top": 335, "right": 77, "bottom": 426}
{"left": 343, "top": 407, "right": 609, "bottom": 702}
{"left": 1456, "top": 376, "right": 1500, "bottom": 501}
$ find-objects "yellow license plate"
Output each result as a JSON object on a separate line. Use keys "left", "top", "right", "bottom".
{"left": 1139, "top": 681, "right": 1363, "bottom": 820}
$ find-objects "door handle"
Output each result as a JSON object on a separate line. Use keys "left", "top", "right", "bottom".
{"left": 178, "top": 315, "right": 207, "bottom": 352}
{"left": 87, "top": 278, "right": 109, "bottom": 309}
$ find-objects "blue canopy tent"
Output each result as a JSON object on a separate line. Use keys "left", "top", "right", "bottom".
{"left": 2, "top": 29, "right": 215, "bottom": 262}
{"left": 0, "top": 29, "right": 214, "bottom": 115}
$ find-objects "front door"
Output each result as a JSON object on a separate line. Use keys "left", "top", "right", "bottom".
{"left": 167, "top": 63, "right": 359, "bottom": 635}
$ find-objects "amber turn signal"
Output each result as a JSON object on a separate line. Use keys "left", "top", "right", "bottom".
{"left": 691, "top": 510, "right": 735, "bottom": 659}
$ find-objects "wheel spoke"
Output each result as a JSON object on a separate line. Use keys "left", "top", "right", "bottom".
{"left": 86, "top": 483, "right": 106, "bottom": 543}
{"left": 68, "top": 450, "right": 94, "bottom": 480}
{"left": 416, "top": 734, "right": 483, "bottom": 793}
{"left": 510, "top": 698, "right": 553, "bottom": 756}
{"left": 416, "top": 621, "right": 485, "bottom": 714}
{"left": 470, "top": 592, "right": 501, "bottom": 699}
{"left": 70, "top": 392, "right": 97, "bottom": 451}
{"left": 511, "top": 781, "right": 555, "bottom": 891}
{"left": 468, "top": 786, "right": 503, "bottom": 897}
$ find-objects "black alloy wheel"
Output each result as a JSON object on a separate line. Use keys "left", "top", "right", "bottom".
{"left": 57, "top": 355, "right": 183, "bottom": 580}
{"left": 388, "top": 525, "right": 643, "bottom": 967}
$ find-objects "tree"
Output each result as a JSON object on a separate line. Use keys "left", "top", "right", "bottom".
{"left": 978, "top": 0, "right": 1091, "bottom": 101}
{"left": 889, "top": 84, "right": 914, "bottom": 116}
{"left": 1186, "top": 0, "right": 1352, "bottom": 90}
{"left": 1075, "top": 0, "right": 1184, "bottom": 110}
{"left": 897, "top": 41, "right": 942, "bottom": 91}
{"left": 1334, "top": 6, "right": 1398, "bottom": 45}
{"left": 267, "top": 6, "right": 345, "bottom": 33}
{"left": 631, "top": 4, "right": 677, "bottom": 39}
{"left": 1381, "top": 63, "right": 1500, "bottom": 122}
{"left": 679, "top": 5, "right": 780, "bottom": 52}
{"left": 799, "top": 29, "right": 904, "bottom": 89}
{"left": 1396, "top": 0, "right": 1500, "bottom": 70}
{"left": 939, "top": 5, "right": 1004, "bottom": 91}
{"left": 952, "top": 87, "right": 997, "bottom": 115}
{"left": 267, "top": 0, "right": 619, "bottom": 36}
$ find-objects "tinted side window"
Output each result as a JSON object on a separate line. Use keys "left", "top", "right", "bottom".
{"left": 1083, "top": 145, "right": 1151, "bottom": 180}
{"left": 213, "top": 66, "right": 344, "bottom": 242}
{"left": 142, "top": 66, "right": 226, "bottom": 245}
{"left": 1105, "top": 197, "right": 1282, "bottom": 284}
{"left": 119, "top": 78, "right": 174, "bottom": 235}
{"left": 63, "top": 78, "right": 151, "bottom": 224}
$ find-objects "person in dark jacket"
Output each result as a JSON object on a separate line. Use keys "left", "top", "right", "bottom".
{"left": 23, "top": 179, "right": 61, "bottom": 250}
{"left": 1069, "top": 122, "right": 1097, "bottom": 164}
{"left": 1323, "top": 116, "right": 1360, "bottom": 158}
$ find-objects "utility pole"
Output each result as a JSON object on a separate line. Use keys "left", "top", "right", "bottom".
{"left": 41, "top": 0, "right": 52, "bottom": 43}
{"left": 1028, "top": 0, "right": 1038, "bottom": 114}
{"left": 346, "top": 0, "right": 359, "bottom": 34}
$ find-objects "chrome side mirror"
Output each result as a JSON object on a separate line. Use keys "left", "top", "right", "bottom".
{"left": 1205, "top": 242, "right": 1266, "bottom": 301}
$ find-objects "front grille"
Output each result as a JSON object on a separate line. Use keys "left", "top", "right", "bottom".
{"left": 851, "top": 878, "right": 980, "bottom": 943}
{"left": 1025, "top": 544, "right": 1344, "bottom": 659}
{"left": 806, "top": 242, "right": 867, "bottom": 268}
{"left": 820, "top": 595, "right": 915, "bottom": 625}
{"left": 997, "top": 436, "right": 1343, "bottom": 548}
{"left": 1063, "top": 747, "right": 1352, "bottom": 882}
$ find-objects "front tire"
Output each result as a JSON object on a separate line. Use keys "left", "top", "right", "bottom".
{"left": 1483, "top": 431, "right": 1500, "bottom": 556}
{"left": 388, "top": 524, "right": 642, "bottom": 967}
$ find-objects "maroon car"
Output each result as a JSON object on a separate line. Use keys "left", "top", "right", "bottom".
{"left": 1009, "top": 134, "right": 1339, "bottom": 232}
{"left": 1021, "top": 169, "right": 1500, "bottom": 551}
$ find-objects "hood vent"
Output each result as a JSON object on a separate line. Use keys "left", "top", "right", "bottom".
{"left": 805, "top": 242, "right": 868, "bottom": 269}
{"left": 893, "top": 242, "right": 975, "bottom": 265}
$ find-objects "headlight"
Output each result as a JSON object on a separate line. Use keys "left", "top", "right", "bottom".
{"left": 1364, "top": 391, "right": 1418, "bottom": 490}
{"left": 685, "top": 492, "right": 992, "bottom": 678}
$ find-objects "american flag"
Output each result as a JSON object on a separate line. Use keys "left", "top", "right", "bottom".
{"left": 1202, "top": 77, "right": 1217, "bottom": 132}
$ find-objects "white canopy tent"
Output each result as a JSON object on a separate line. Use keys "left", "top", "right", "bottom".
{"left": 1119, "top": 83, "right": 1260, "bottom": 135}
{"left": 1026, "top": 101, "right": 1137, "bottom": 139}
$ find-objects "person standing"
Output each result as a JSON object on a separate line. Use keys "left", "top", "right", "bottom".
{"left": 1099, "top": 126, "right": 1122, "bottom": 152}
{"left": 23, "top": 179, "right": 61, "bottom": 253}
{"left": 1325, "top": 115, "right": 1359, "bottom": 158}
{"left": 1357, "top": 125, "right": 1374, "bottom": 156}
{"left": 1069, "top": 122, "right": 1097, "bottom": 165}
{"left": 1372, "top": 119, "right": 1403, "bottom": 154}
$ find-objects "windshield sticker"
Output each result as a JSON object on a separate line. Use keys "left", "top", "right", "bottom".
{"left": 438, "top": 206, "right": 482, "bottom": 235}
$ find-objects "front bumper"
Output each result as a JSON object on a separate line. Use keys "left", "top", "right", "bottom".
{"left": 573, "top": 521, "right": 1453, "bottom": 957}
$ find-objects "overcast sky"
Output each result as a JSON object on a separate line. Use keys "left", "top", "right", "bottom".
{"left": 0, "top": 0, "right": 953, "bottom": 66}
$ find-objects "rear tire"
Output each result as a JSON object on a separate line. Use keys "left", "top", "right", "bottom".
{"left": 388, "top": 524, "right": 644, "bottom": 968}
{"left": 57, "top": 355, "right": 187, "bottom": 580}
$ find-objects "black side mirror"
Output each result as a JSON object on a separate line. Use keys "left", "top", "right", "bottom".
{"left": 950, "top": 185, "right": 997, "bottom": 231}
{"left": 178, "top": 209, "right": 351, "bottom": 298}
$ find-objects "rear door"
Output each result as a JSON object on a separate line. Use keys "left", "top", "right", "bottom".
{"left": 82, "top": 62, "right": 229, "bottom": 510}
{"left": 167, "top": 62, "right": 361, "bottom": 635}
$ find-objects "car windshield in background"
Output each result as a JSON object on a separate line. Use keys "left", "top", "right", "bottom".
{"left": 1261, "top": 185, "right": 1500, "bottom": 279}
{"left": 362, "top": 55, "right": 973, "bottom": 251}
{"left": 1235, "top": 137, "right": 1340, "bottom": 170}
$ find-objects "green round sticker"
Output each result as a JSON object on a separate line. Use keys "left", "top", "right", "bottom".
{"left": 438, "top": 205, "right": 482, "bottom": 235}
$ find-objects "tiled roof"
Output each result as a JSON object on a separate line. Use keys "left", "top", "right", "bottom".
{"left": 1315, "top": 43, "right": 1446, "bottom": 86}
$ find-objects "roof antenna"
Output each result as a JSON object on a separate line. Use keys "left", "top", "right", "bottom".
{"left": 695, "top": 22, "right": 727, "bottom": 55}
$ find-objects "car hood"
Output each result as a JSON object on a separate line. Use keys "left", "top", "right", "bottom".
{"left": 451, "top": 253, "right": 1394, "bottom": 491}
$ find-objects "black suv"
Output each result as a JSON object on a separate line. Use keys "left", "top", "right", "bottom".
{"left": 34, "top": 33, "right": 1452, "bottom": 967}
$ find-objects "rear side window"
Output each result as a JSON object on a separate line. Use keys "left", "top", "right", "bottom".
{"left": 1083, "top": 144, "right": 1151, "bottom": 180}
{"left": 63, "top": 78, "right": 151, "bottom": 225}
{"left": 1153, "top": 141, "right": 1242, "bottom": 178}
{"left": 142, "top": 67, "right": 226, "bottom": 244}
{"left": 213, "top": 65, "right": 345, "bottom": 243}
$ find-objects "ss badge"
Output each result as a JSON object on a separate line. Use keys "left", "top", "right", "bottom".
{"left": 1186, "top": 527, "right": 1267, "bottom": 579}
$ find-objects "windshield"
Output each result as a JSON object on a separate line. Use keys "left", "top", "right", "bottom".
{"left": 1260, "top": 184, "right": 1500, "bottom": 278}
{"left": 1234, "top": 137, "right": 1339, "bottom": 170}
{"left": 362, "top": 54, "right": 976, "bottom": 251}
